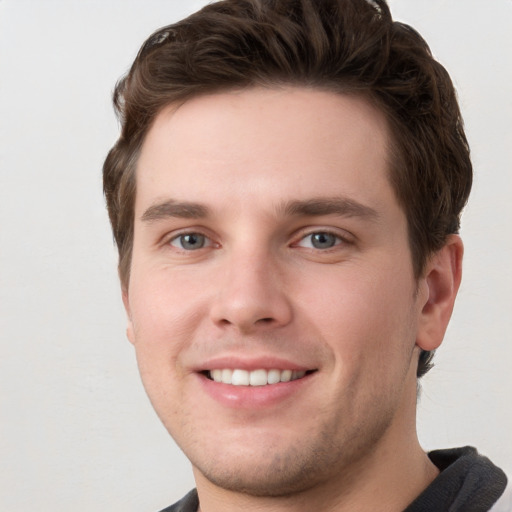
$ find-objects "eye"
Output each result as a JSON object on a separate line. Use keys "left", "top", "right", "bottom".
{"left": 297, "top": 232, "right": 343, "bottom": 250}
{"left": 169, "top": 233, "right": 211, "bottom": 250}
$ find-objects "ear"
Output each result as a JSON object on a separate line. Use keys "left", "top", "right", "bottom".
{"left": 416, "top": 235, "right": 463, "bottom": 351}
{"left": 122, "top": 286, "right": 136, "bottom": 345}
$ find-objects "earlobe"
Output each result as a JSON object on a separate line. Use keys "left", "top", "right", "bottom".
{"left": 122, "top": 287, "right": 136, "bottom": 345}
{"left": 416, "top": 235, "right": 464, "bottom": 352}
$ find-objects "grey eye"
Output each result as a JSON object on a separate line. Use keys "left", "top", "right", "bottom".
{"left": 309, "top": 232, "right": 338, "bottom": 249}
{"left": 171, "top": 233, "right": 207, "bottom": 250}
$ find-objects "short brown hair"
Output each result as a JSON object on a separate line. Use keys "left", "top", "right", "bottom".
{"left": 103, "top": 0, "right": 472, "bottom": 377}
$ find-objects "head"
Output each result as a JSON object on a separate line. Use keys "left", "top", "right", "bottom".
{"left": 103, "top": 0, "right": 471, "bottom": 380}
{"left": 104, "top": 0, "right": 471, "bottom": 498}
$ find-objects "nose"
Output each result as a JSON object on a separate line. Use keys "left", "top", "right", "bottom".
{"left": 210, "top": 248, "right": 293, "bottom": 334}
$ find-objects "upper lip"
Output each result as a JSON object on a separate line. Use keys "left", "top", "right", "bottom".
{"left": 195, "top": 355, "right": 315, "bottom": 372}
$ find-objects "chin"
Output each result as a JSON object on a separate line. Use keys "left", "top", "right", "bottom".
{"left": 194, "top": 450, "right": 330, "bottom": 497}
{"left": 188, "top": 417, "right": 390, "bottom": 498}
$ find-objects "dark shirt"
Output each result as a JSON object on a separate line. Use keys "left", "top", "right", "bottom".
{"left": 159, "top": 446, "right": 508, "bottom": 512}
{"left": 404, "top": 446, "right": 507, "bottom": 511}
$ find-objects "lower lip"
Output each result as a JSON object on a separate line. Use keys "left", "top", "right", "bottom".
{"left": 198, "top": 372, "right": 315, "bottom": 409}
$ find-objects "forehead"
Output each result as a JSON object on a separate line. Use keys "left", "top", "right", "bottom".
{"left": 135, "top": 86, "right": 395, "bottom": 217}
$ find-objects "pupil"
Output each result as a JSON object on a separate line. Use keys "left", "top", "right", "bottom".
{"left": 182, "top": 233, "right": 204, "bottom": 249}
{"left": 312, "top": 233, "right": 335, "bottom": 249}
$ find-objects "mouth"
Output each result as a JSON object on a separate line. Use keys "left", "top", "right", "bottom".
{"left": 202, "top": 368, "right": 316, "bottom": 386}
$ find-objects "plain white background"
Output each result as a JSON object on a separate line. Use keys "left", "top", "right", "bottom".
{"left": 0, "top": 1, "right": 510, "bottom": 510}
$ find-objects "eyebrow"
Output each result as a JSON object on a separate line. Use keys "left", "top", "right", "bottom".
{"left": 280, "top": 197, "right": 379, "bottom": 221}
{"left": 141, "top": 199, "right": 210, "bottom": 222}
{"left": 140, "top": 196, "right": 379, "bottom": 223}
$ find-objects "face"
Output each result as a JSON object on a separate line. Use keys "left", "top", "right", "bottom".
{"left": 125, "top": 87, "right": 429, "bottom": 496}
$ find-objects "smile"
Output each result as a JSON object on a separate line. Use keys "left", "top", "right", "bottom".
{"left": 206, "top": 368, "right": 311, "bottom": 386}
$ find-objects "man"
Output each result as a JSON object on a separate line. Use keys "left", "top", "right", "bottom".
{"left": 103, "top": 0, "right": 507, "bottom": 510}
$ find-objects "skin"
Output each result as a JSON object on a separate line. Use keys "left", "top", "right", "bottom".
{"left": 123, "top": 87, "right": 463, "bottom": 511}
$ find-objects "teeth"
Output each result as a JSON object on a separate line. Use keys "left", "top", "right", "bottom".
{"left": 231, "top": 369, "right": 250, "bottom": 386}
{"left": 208, "top": 368, "right": 307, "bottom": 386}
{"left": 281, "top": 369, "right": 292, "bottom": 382}
{"left": 211, "top": 369, "right": 222, "bottom": 382}
{"left": 249, "top": 369, "right": 267, "bottom": 386}
{"left": 267, "top": 369, "right": 281, "bottom": 384}
{"left": 221, "top": 369, "right": 233, "bottom": 383}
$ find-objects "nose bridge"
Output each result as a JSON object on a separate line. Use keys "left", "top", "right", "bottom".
{"left": 210, "top": 242, "right": 292, "bottom": 332}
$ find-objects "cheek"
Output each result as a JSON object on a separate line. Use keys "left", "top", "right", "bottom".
{"left": 298, "top": 263, "right": 417, "bottom": 371}
{"left": 127, "top": 271, "right": 198, "bottom": 415}
{"left": 127, "top": 266, "right": 210, "bottom": 365}
{"left": 131, "top": 263, "right": 204, "bottom": 322}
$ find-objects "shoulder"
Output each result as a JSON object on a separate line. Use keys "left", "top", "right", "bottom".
{"left": 490, "top": 482, "right": 512, "bottom": 512}
{"left": 405, "top": 446, "right": 508, "bottom": 511}
{"left": 158, "top": 489, "right": 199, "bottom": 512}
